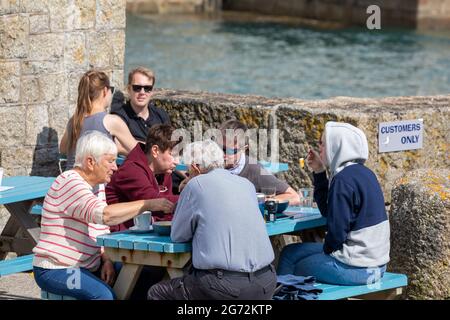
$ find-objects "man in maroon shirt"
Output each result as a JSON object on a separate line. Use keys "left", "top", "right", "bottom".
{"left": 106, "top": 124, "right": 180, "bottom": 232}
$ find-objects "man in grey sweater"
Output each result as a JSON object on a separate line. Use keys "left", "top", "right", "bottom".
{"left": 219, "top": 120, "right": 300, "bottom": 206}
{"left": 147, "top": 140, "right": 277, "bottom": 300}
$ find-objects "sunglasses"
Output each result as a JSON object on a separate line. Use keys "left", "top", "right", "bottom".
{"left": 108, "top": 86, "right": 115, "bottom": 95}
{"left": 223, "top": 146, "right": 245, "bottom": 155}
{"left": 131, "top": 84, "right": 153, "bottom": 93}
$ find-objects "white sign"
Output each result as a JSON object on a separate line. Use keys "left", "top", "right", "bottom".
{"left": 378, "top": 119, "right": 424, "bottom": 153}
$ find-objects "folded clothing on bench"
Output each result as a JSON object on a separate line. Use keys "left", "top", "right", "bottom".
{"left": 273, "top": 274, "right": 323, "bottom": 300}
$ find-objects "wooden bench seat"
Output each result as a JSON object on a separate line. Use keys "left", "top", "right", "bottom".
{"left": 41, "top": 290, "right": 77, "bottom": 300}
{"left": 40, "top": 273, "right": 407, "bottom": 300}
{"left": 316, "top": 272, "right": 407, "bottom": 300}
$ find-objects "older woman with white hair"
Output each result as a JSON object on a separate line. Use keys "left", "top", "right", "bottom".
{"left": 148, "top": 140, "right": 277, "bottom": 300}
{"left": 33, "top": 131, "right": 174, "bottom": 300}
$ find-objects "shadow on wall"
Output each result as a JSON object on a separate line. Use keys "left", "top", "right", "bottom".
{"left": 30, "top": 127, "right": 60, "bottom": 177}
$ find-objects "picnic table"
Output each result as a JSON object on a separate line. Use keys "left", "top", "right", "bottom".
{"left": 0, "top": 176, "right": 55, "bottom": 260}
{"left": 97, "top": 206, "right": 324, "bottom": 300}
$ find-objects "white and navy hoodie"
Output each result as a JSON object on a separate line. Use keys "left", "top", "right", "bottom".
{"left": 314, "top": 122, "right": 390, "bottom": 268}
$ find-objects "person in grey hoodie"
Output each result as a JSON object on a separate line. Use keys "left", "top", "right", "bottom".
{"left": 277, "top": 121, "right": 390, "bottom": 285}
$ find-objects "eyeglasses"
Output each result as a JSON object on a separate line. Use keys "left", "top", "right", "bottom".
{"left": 131, "top": 84, "right": 153, "bottom": 93}
{"left": 108, "top": 86, "right": 115, "bottom": 95}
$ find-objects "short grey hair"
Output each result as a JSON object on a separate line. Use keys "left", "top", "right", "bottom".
{"left": 74, "top": 131, "right": 117, "bottom": 168}
{"left": 183, "top": 140, "right": 224, "bottom": 172}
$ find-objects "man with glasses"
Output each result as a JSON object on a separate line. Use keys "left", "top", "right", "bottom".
{"left": 111, "top": 67, "right": 170, "bottom": 142}
{"left": 219, "top": 120, "right": 300, "bottom": 205}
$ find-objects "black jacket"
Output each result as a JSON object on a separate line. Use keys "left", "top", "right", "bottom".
{"left": 110, "top": 90, "right": 170, "bottom": 142}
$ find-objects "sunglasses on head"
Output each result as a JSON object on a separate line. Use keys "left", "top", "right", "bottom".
{"left": 131, "top": 84, "right": 153, "bottom": 93}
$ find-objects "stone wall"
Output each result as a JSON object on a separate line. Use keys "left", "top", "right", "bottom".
{"left": 223, "top": 0, "right": 450, "bottom": 29}
{"left": 126, "top": 0, "right": 222, "bottom": 14}
{"left": 0, "top": 0, "right": 126, "bottom": 176}
{"left": 389, "top": 169, "right": 450, "bottom": 299}
{"left": 417, "top": 0, "right": 450, "bottom": 29}
{"left": 0, "top": 0, "right": 126, "bottom": 228}
{"left": 151, "top": 90, "right": 450, "bottom": 203}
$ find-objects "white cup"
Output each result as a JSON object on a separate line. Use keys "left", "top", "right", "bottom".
{"left": 133, "top": 211, "right": 152, "bottom": 230}
{"left": 0, "top": 167, "right": 3, "bottom": 186}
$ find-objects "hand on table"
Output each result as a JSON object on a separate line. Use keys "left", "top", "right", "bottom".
{"left": 148, "top": 198, "right": 175, "bottom": 213}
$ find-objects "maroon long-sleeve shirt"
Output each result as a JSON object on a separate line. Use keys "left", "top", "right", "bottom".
{"left": 106, "top": 143, "right": 179, "bottom": 231}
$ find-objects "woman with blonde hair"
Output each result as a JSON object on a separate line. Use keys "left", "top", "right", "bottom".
{"left": 60, "top": 69, "right": 138, "bottom": 170}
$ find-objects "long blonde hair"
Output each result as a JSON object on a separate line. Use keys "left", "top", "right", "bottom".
{"left": 68, "top": 70, "right": 110, "bottom": 151}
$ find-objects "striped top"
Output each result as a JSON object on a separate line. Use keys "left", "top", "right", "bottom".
{"left": 33, "top": 170, "right": 110, "bottom": 271}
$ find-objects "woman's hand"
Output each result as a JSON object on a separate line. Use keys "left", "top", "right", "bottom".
{"left": 146, "top": 198, "right": 175, "bottom": 213}
{"left": 307, "top": 148, "right": 326, "bottom": 173}
{"left": 101, "top": 259, "right": 116, "bottom": 286}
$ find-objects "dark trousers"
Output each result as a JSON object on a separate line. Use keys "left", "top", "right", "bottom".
{"left": 147, "top": 265, "right": 277, "bottom": 300}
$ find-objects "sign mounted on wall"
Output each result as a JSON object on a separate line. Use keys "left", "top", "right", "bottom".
{"left": 378, "top": 119, "right": 424, "bottom": 153}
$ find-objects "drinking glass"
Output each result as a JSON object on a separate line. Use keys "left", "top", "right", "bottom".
{"left": 261, "top": 187, "right": 276, "bottom": 201}
{"left": 299, "top": 187, "right": 313, "bottom": 207}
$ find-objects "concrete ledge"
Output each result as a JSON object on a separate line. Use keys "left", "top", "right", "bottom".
{"left": 223, "top": 0, "right": 450, "bottom": 30}
{"left": 127, "top": 0, "right": 222, "bottom": 14}
{"left": 389, "top": 169, "right": 450, "bottom": 299}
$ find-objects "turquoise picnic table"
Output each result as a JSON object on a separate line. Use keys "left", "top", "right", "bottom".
{"left": 0, "top": 176, "right": 55, "bottom": 260}
{"left": 97, "top": 206, "right": 325, "bottom": 300}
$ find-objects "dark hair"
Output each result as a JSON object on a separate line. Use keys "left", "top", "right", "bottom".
{"left": 219, "top": 119, "right": 248, "bottom": 133}
{"left": 145, "top": 124, "right": 181, "bottom": 154}
{"left": 218, "top": 119, "right": 252, "bottom": 152}
{"left": 69, "top": 70, "right": 110, "bottom": 151}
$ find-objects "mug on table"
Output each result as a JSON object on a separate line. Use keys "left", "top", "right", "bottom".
{"left": 133, "top": 211, "right": 152, "bottom": 230}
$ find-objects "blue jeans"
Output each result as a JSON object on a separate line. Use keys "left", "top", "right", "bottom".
{"left": 33, "top": 264, "right": 119, "bottom": 300}
{"left": 277, "top": 243, "right": 386, "bottom": 286}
